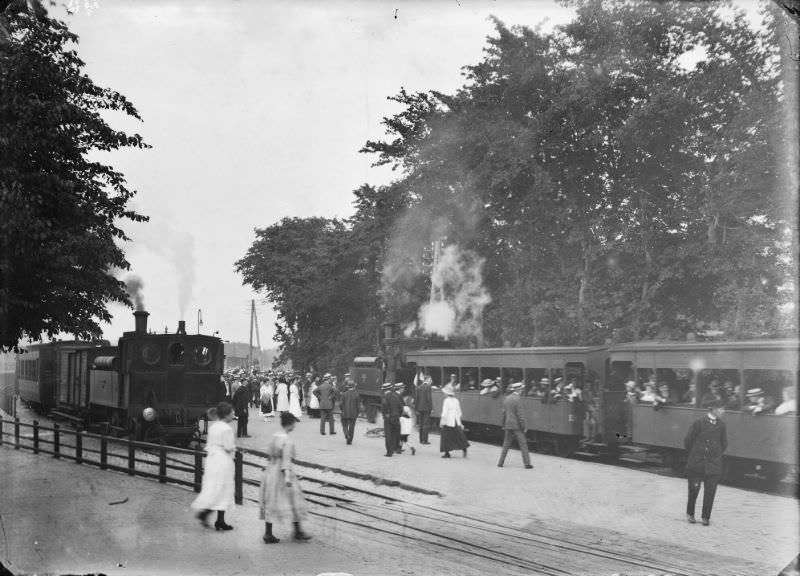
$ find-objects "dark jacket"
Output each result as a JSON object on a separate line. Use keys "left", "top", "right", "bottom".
{"left": 314, "top": 381, "right": 337, "bottom": 410}
{"left": 340, "top": 389, "right": 360, "bottom": 419}
{"left": 414, "top": 382, "right": 433, "bottom": 413}
{"left": 381, "top": 391, "right": 403, "bottom": 424}
{"left": 232, "top": 385, "right": 250, "bottom": 417}
{"left": 684, "top": 416, "right": 727, "bottom": 476}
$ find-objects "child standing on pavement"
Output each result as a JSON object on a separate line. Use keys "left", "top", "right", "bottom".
{"left": 399, "top": 400, "right": 415, "bottom": 455}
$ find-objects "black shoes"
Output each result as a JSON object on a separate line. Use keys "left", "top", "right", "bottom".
{"left": 462, "top": 449, "right": 468, "bottom": 457}
{"left": 320, "top": 432, "right": 326, "bottom": 435}
{"left": 294, "top": 531, "right": 312, "bottom": 541}
{"left": 214, "top": 521, "right": 234, "bottom": 531}
{"left": 262, "top": 535, "right": 280, "bottom": 544}
{"left": 442, "top": 452, "right": 451, "bottom": 458}
{"left": 524, "top": 464, "right": 533, "bottom": 469}
{"left": 701, "top": 518, "right": 710, "bottom": 526}
{"left": 384, "top": 453, "right": 393, "bottom": 457}
{"left": 686, "top": 514, "right": 696, "bottom": 524}
{"left": 410, "top": 447, "right": 416, "bottom": 455}
{"left": 497, "top": 463, "right": 504, "bottom": 468}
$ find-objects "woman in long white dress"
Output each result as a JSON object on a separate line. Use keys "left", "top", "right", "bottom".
{"left": 191, "top": 402, "right": 236, "bottom": 530}
{"left": 308, "top": 378, "right": 320, "bottom": 418}
{"left": 260, "top": 379, "right": 274, "bottom": 420}
{"left": 439, "top": 384, "right": 469, "bottom": 458}
{"left": 275, "top": 379, "right": 290, "bottom": 414}
{"left": 258, "top": 412, "right": 312, "bottom": 543}
{"left": 288, "top": 380, "right": 302, "bottom": 420}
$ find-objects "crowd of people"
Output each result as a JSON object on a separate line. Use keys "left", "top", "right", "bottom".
{"left": 623, "top": 376, "right": 797, "bottom": 416}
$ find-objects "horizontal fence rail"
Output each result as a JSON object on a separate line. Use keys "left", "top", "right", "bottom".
{"left": 0, "top": 418, "right": 254, "bottom": 505}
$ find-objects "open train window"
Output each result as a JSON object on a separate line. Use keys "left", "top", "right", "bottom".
{"left": 481, "top": 366, "right": 500, "bottom": 387}
{"left": 461, "top": 367, "right": 478, "bottom": 391}
{"left": 502, "top": 367, "right": 523, "bottom": 392}
{"left": 743, "top": 369, "right": 792, "bottom": 413}
{"left": 422, "top": 366, "right": 442, "bottom": 388}
{"left": 443, "top": 367, "right": 460, "bottom": 390}
{"left": 168, "top": 342, "right": 185, "bottom": 365}
{"left": 194, "top": 345, "right": 212, "bottom": 367}
{"left": 524, "top": 368, "right": 547, "bottom": 397}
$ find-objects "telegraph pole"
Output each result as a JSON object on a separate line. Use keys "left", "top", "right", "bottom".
{"left": 248, "top": 299, "right": 255, "bottom": 369}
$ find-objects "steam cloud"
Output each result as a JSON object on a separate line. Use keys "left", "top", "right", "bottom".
{"left": 418, "top": 244, "right": 491, "bottom": 341}
{"left": 125, "top": 275, "right": 145, "bottom": 311}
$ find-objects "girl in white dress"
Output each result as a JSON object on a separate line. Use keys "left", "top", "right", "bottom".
{"left": 192, "top": 402, "right": 236, "bottom": 530}
{"left": 259, "top": 412, "right": 311, "bottom": 543}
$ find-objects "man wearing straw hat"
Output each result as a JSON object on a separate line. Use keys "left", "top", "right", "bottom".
{"left": 339, "top": 379, "right": 360, "bottom": 445}
{"left": 497, "top": 382, "right": 533, "bottom": 469}
{"left": 414, "top": 374, "right": 433, "bottom": 445}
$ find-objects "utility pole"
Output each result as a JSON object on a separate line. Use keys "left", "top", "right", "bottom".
{"left": 248, "top": 299, "right": 255, "bottom": 370}
{"left": 253, "top": 305, "right": 262, "bottom": 369}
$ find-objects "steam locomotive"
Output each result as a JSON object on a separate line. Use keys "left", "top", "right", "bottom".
{"left": 15, "top": 311, "right": 225, "bottom": 444}
{"left": 353, "top": 326, "right": 798, "bottom": 482}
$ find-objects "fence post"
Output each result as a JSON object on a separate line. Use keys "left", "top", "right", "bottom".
{"left": 100, "top": 436, "right": 108, "bottom": 470}
{"left": 194, "top": 450, "right": 203, "bottom": 493}
{"left": 33, "top": 420, "right": 39, "bottom": 454}
{"left": 158, "top": 441, "right": 167, "bottom": 483}
{"left": 53, "top": 423, "right": 60, "bottom": 459}
{"left": 14, "top": 417, "right": 20, "bottom": 450}
{"left": 76, "top": 430, "right": 83, "bottom": 464}
{"left": 128, "top": 438, "right": 135, "bottom": 476}
{"left": 234, "top": 450, "right": 243, "bottom": 505}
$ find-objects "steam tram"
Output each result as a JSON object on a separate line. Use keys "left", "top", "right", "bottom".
{"left": 15, "top": 311, "right": 226, "bottom": 444}
{"left": 361, "top": 336, "right": 798, "bottom": 482}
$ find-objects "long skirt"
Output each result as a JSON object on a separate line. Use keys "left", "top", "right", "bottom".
{"left": 261, "top": 397, "right": 273, "bottom": 414}
{"left": 440, "top": 425, "right": 470, "bottom": 453}
{"left": 258, "top": 464, "right": 308, "bottom": 523}
{"left": 190, "top": 449, "right": 234, "bottom": 511}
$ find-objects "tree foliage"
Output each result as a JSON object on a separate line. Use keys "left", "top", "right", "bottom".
{"left": 240, "top": 0, "right": 797, "bottom": 370}
{"left": 0, "top": 3, "right": 148, "bottom": 350}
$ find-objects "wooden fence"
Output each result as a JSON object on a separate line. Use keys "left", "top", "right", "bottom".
{"left": 0, "top": 417, "right": 254, "bottom": 505}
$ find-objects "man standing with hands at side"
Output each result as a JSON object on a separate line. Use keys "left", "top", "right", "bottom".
{"left": 314, "top": 375, "right": 337, "bottom": 435}
{"left": 497, "top": 382, "right": 533, "bottom": 469}
{"left": 684, "top": 401, "right": 727, "bottom": 526}
{"left": 339, "top": 377, "right": 360, "bottom": 445}
{"left": 414, "top": 374, "right": 433, "bottom": 445}
{"left": 381, "top": 382, "right": 402, "bottom": 457}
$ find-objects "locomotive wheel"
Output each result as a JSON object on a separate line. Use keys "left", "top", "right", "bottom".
{"left": 554, "top": 436, "right": 577, "bottom": 458}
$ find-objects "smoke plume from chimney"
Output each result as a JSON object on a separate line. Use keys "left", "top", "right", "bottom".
{"left": 125, "top": 275, "right": 145, "bottom": 311}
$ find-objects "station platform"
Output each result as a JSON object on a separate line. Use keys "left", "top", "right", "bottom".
{"left": 1, "top": 405, "right": 797, "bottom": 575}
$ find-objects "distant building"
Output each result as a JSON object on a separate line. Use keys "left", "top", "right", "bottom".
{"left": 223, "top": 342, "right": 277, "bottom": 371}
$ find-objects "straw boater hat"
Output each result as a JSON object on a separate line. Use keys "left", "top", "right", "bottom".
{"left": 508, "top": 382, "right": 524, "bottom": 392}
{"left": 746, "top": 388, "right": 763, "bottom": 398}
{"left": 480, "top": 378, "right": 494, "bottom": 388}
{"left": 394, "top": 382, "right": 404, "bottom": 391}
{"left": 540, "top": 377, "right": 550, "bottom": 385}
{"left": 442, "top": 384, "right": 455, "bottom": 396}
{"left": 381, "top": 382, "right": 394, "bottom": 391}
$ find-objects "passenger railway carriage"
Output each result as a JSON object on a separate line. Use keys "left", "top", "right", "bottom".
{"left": 15, "top": 311, "right": 226, "bottom": 444}
{"left": 354, "top": 336, "right": 798, "bottom": 481}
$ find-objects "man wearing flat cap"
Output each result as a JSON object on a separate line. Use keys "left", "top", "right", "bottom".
{"left": 497, "top": 382, "right": 533, "bottom": 469}
{"left": 381, "top": 382, "right": 403, "bottom": 457}
{"left": 684, "top": 401, "right": 727, "bottom": 526}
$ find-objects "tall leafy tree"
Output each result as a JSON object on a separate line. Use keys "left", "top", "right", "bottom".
{"left": 0, "top": 3, "right": 148, "bottom": 350}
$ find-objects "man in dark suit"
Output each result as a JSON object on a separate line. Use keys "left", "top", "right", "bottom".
{"left": 314, "top": 375, "right": 337, "bottom": 435}
{"left": 685, "top": 401, "right": 727, "bottom": 526}
{"left": 339, "top": 379, "right": 360, "bottom": 445}
{"left": 381, "top": 382, "right": 402, "bottom": 457}
{"left": 497, "top": 382, "right": 532, "bottom": 469}
{"left": 414, "top": 374, "right": 433, "bottom": 445}
{"left": 232, "top": 381, "right": 251, "bottom": 438}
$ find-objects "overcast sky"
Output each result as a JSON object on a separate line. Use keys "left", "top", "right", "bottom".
{"left": 60, "top": 0, "right": 761, "bottom": 349}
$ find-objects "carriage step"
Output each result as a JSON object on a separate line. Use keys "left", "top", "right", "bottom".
{"left": 573, "top": 450, "right": 604, "bottom": 458}
{"left": 618, "top": 456, "right": 648, "bottom": 464}
{"left": 617, "top": 444, "right": 648, "bottom": 453}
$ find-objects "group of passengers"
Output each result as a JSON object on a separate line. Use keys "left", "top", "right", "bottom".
{"left": 625, "top": 376, "right": 796, "bottom": 415}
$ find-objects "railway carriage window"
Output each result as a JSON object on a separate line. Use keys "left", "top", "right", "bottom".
{"left": 424, "top": 367, "right": 442, "bottom": 388}
{"left": 607, "top": 361, "right": 632, "bottom": 391}
{"left": 743, "top": 370, "right": 791, "bottom": 414}
{"left": 525, "top": 368, "right": 547, "bottom": 397}
{"left": 141, "top": 345, "right": 161, "bottom": 365}
{"left": 481, "top": 367, "right": 500, "bottom": 389}
{"left": 193, "top": 345, "right": 213, "bottom": 367}
{"left": 168, "top": 342, "right": 185, "bottom": 365}
{"left": 502, "top": 368, "right": 523, "bottom": 391}
{"left": 698, "top": 369, "right": 738, "bottom": 408}
{"left": 462, "top": 367, "right": 478, "bottom": 391}
{"left": 444, "top": 368, "right": 460, "bottom": 391}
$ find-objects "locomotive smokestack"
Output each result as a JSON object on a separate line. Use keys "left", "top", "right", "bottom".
{"left": 134, "top": 310, "right": 149, "bottom": 335}
{"left": 383, "top": 322, "right": 398, "bottom": 340}
{"left": 177, "top": 320, "right": 187, "bottom": 335}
